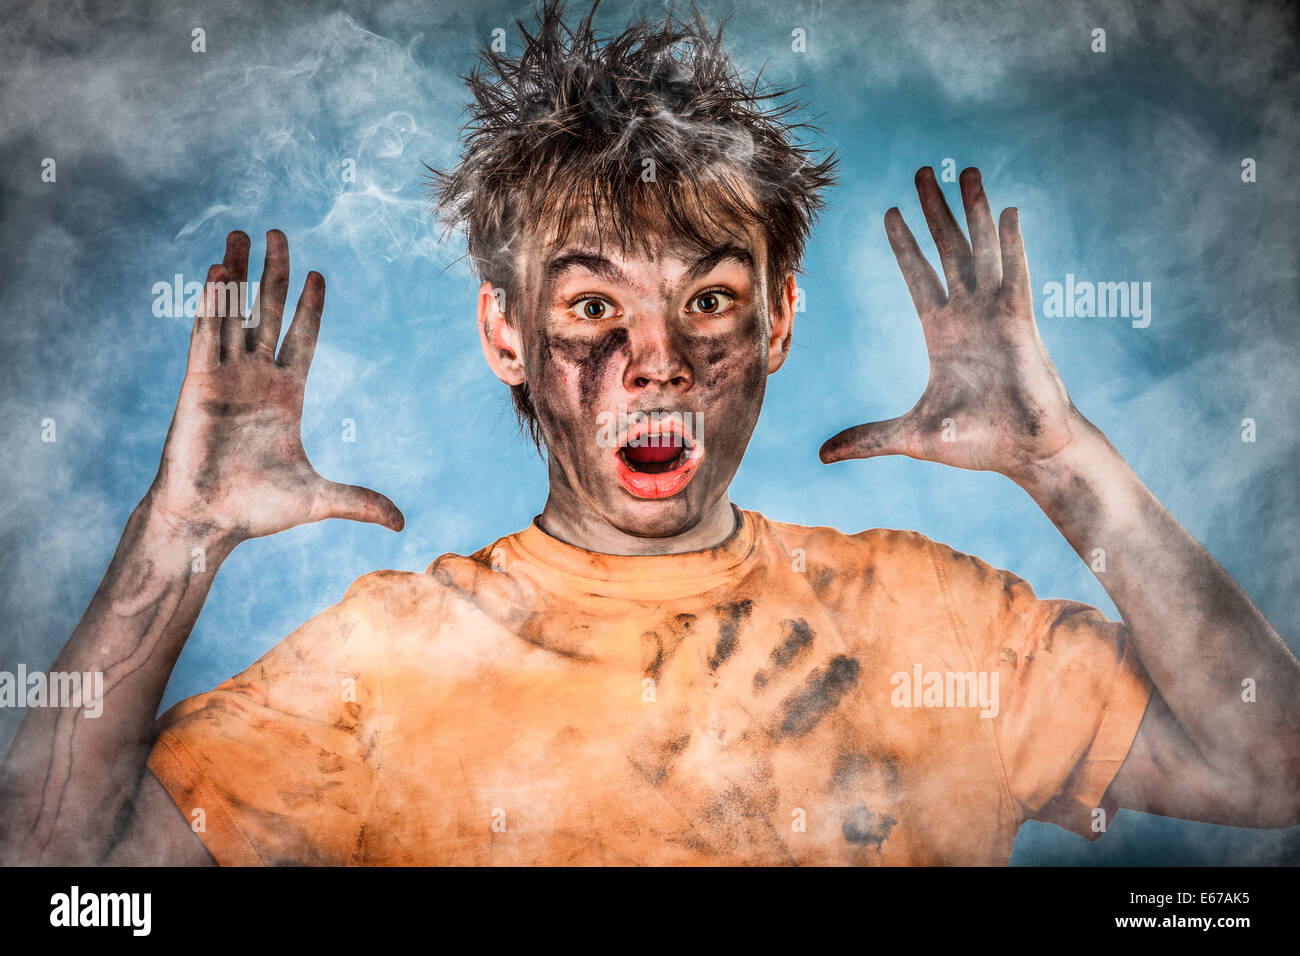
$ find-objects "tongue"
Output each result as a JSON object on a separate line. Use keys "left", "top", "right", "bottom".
{"left": 625, "top": 441, "right": 682, "bottom": 465}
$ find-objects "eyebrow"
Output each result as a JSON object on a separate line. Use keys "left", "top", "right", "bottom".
{"left": 682, "top": 243, "right": 756, "bottom": 283}
{"left": 543, "top": 242, "right": 756, "bottom": 289}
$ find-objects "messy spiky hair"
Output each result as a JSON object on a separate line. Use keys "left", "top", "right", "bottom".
{"left": 428, "top": 0, "right": 838, "bottom": 449}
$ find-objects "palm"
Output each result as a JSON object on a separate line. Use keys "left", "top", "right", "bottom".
{"left": 162, "top": 368, "right": 316, "bottom": 538}
{"left": 148, "top": 230, "right": 403, "bottom": 541}
{"left": 821, "top": 167, "right": 1086, "bottom": 484}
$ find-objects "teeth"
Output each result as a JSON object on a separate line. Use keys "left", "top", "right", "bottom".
{"left": 625, "top": 431, "right": 688, "bottom": 448}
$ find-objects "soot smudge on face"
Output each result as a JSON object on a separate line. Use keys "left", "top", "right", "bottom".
{"left": 529, "top": 325, "right": 630, "bottom": 458}
{"left": 535, "top": 326, "right": 627, "bottom": 398}
{"left": 699, "top": 330, "right": 765, "bottom": 394}
{"left": 576, "top": 326, "right": 630, "bottom": 408}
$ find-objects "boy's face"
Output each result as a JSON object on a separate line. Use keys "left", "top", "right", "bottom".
{"left": 479, "top": 214, "right": 795, "bottom": 542}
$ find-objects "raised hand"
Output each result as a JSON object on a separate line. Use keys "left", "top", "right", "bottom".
{"left": 146, "top": 230, "right": 404, "bottom": 542}
{"left": 819, "top": 166, "right": 1087, "bottom": 485}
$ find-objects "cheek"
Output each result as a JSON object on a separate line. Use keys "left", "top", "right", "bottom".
{"left": 691, "top": 323, "right": 767, "bottom": 458}
{"left": 697, "top": 315, "right": 768, "bottom": 400}
{"left": 529, "top": 328, "right": 631, "bottom": 451}
{"left": 576, "top": 327, "right": 630, "bottom": 409}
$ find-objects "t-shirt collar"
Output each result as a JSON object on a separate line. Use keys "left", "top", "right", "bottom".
{"left": 510, "top": 503, "right": 757, "bottom": 594}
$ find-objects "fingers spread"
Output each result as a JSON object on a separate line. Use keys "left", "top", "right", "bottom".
{"left": 277, "top": 271, "right": 325, "bottom": 373}
{"left": 959, "top": 168, "right": 1002, "bottom": 291}
{"left": 915, "top": 166, "right": 974, "bottom": 295}
{"left": 189, "top": 263, "right": 226, "bottom": 371}
{"left": 248, "top": 229, "right": 290, "bottom": 356}
{"left": 219, "top": 231, "right": 250, "bottom": 362}
{"left": 885, "top": 207, "right": 945, "bottom": 313}
{"left": 998, "top": 207, "right": 1032, "bottom": 308}
{"left": 819, "top": 415, "right": 915, "bottom": 463}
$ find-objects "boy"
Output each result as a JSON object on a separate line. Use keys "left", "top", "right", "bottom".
{"left": 2, "top": 0, "right": 1297, "bottom": 865}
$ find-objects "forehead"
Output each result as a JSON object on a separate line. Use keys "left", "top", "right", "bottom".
{"left": 518, "top": 214, "right": 766, "bottom": 296}
{"left": 512, "top": 170, "right": 768, "bottom": 293}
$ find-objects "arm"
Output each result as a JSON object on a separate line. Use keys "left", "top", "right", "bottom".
{"left": 0, "top": 230, "right": 404, "bottom": 865}
{"left": 1018, "top": 421, "right": 1300, "bottom": 827}
{"left": 820, "top": 166, "right": 1300, "bottom": 828}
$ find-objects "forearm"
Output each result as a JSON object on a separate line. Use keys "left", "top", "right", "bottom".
{"left": 0, "top": 494, "right": 236, "bottom": 864}
{"left": 1016, "top": 418, "right": 1300, "bottom": 788}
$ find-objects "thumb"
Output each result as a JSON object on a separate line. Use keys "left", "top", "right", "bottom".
{"left": 314, "top": 479, "right": 405, "bottom": 532}
{"left": 819, "top": 415, "right": 915, "bottom": 464}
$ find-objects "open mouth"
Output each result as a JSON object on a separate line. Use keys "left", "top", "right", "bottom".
{"left": 620, "top": 434, "right": 691, "bottom": 474}
{"left": 612, "top": 417, "right": 703, "bottom": 499}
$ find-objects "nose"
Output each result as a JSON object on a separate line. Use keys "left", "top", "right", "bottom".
{"left": 622, "top": 311, "right": 694, "bottom": 395}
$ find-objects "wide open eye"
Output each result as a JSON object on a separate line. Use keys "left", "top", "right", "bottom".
{"left": 687, "top": 290, "right": 735, "bottom": 315}
{"left": 571, "top": 296, "right": 618, "bottom": 321}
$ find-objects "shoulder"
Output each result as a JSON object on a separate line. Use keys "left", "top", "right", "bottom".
{"left": 341, "top": 566, "right": 457, "bottom": 609}
{"left": 342, "top": 532, "right": 539, "bottom": 629}
{"left": 344, "top": 533, "right": 505, "bottom": 602}
{"left": 747, "top": 510, "right": 944, "bottom": 583}
{"left": 744, "top": 510, "right": 1059, "bottom": 618}
{"left": 753, "top": 511, "right": 926, "bottom": 551}
{"left": 736, "top": 509, "right": 965, "bottom": 617}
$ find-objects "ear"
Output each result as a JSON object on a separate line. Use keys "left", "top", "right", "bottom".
{"left": 767, "top": 273, "right": 797, "bottom": 374}
{"left": 477, "top": 280, "right": 527, "bottom": 386}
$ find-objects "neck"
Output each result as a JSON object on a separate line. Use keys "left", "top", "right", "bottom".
{"left": 536, "top": 489, "right": 738, "bottom": 556}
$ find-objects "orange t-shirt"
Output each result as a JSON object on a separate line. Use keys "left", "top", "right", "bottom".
{"left": 147, "top": 506, "right": 1151, "bottom": 865}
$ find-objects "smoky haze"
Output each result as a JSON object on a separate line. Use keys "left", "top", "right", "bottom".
{"left": 0, "top": 0, "right": 1296, "bottom": 864}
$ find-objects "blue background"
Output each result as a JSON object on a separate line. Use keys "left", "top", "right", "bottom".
{"left": 1, "top": 0, "right": 1297, "bottom": 863}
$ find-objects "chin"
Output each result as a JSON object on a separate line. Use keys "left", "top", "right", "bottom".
{"left": 591, "top": 440, "right": 743, "bottom": 541}
{"left": 603, "top": 490, "right": 704, "bottom": 539}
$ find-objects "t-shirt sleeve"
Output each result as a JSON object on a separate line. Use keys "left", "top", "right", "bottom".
{"left": 931, "top": 540, "right": 1153, "bottom": 841}
{"left": 145, "top": 572, "right": 389, "bottom": 865}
